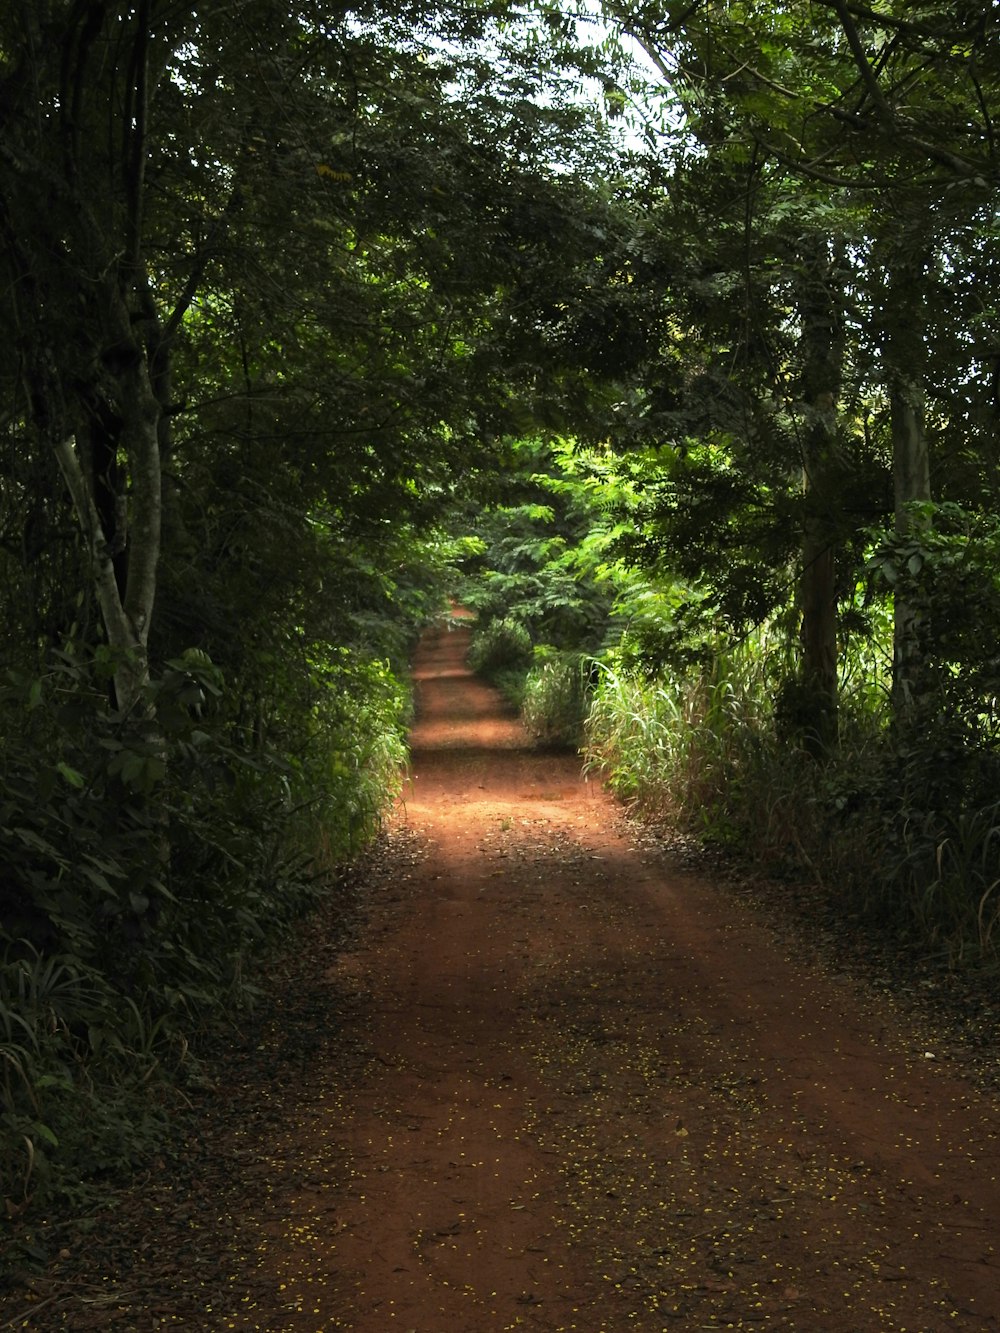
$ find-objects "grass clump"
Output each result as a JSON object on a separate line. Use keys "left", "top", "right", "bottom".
{"left": 583, "top": 634, "right": 1000, "bottom": 965}
{"left": 521, "top": 648, "right": 593, "bottom": 749}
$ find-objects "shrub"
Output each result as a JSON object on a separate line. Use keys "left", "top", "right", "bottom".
{"left": 0, "top": 637, "right": 409, "bottom": 1247}
{"left": 521, "top": 648, "right": 592, "bottom": 749}
{"left": 467, "top": 617, "right": 533, "bottom": 678}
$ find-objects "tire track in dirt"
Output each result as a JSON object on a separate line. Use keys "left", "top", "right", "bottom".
{"left": 253, "top": 615, "right": 1000, "bottom": 1331}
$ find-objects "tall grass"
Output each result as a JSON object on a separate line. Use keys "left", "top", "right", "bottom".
{"left": 584, "top": 631, "right": 1000, "bottom": 962}
{"left": 584, "top": 641, "right": 796, "bottom": 856}
{"left": 521, "top": 648, "right": 592, "bottom": 749}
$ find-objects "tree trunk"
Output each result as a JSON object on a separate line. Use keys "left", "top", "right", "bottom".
{"left": 41, "top": 276, "right": 164, "bottom": 715}
{"left": 885, "top": 255, "right": 932, "bottom": 720}
{"left": 0, "top": 2, "right": 169, "bottom": 717}
{"left": 795, "top": 238, "right": 845, "bottom": 755}
{"left": 799, "top": 519, "right": 838, "bottom": 749}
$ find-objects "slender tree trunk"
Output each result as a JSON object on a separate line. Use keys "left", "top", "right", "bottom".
{"left": 43, "top": 277, "right": 163, "bottom": 715}
{"left": 795, "top": 238, "right": 845, "bottom": 755}
{"left": 799, "top": 515, "right": 838, "bottom": 747}
{"left": 885, "top": 253, "right": 932, "bottom": 719}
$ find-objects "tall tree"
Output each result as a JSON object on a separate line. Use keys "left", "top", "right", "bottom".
{"left": 795, "top": 233, "right": 847, "bottom": 751}
{"left": 0, "top": 2, "right": 619, "bottom": 695}
{"left": 595, "top": 0, "right": 1000, "bottom": 727}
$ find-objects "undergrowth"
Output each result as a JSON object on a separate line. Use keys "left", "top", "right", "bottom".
{"left": 467, "top": 617, "right": 594, "bottom": 748}
{"left": 584, "top": 640, "right": 1000, "bottom": 967}
{"left": 521, "top": 648, "right": 593, "bottom": 749}
{"left": 0, "top": 641, "right": 409, "bottom": 1269}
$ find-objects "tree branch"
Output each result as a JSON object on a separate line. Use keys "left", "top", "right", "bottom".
{"left": 968, "top": 62, "right": 997, "bottom": 166}
{"left": 830, "top": 0, "right": 896, "bottom": 127}
{"left": 756, "top": 136, "right": 889, "bottom": 190}
{"left": 810, "top": 0, "right": 976, "bottom": 45}
{"left": 819, "top": 101, "right": 988, "bottom": 182}
{"left": 58, "top": 0, "right": 104, "bottom": 185}
{"left": 124, "top": 0, "right": 152, "bottom": 272}
{"left": 52, "top": 430, "right": 132, "bottom": 652}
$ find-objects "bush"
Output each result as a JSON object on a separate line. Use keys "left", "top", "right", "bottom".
{"left": 467, "top": 617, "right": 533, "bottom": 678}
{"left": 521, "top": 648, "right": 592, "bottom": 749}
{"left": 0, "top": 637, "right": 409, "bottom": 1249}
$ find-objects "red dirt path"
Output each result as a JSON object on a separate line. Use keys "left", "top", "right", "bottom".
{"left": 257, "top": 615, "right": 1000, "bottom": 1331}
{"left": 6, "top": 613, "right": 1000, "bottom": 1331}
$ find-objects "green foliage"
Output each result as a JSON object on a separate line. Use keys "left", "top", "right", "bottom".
{"left": 468, "top": 618, "right": 534, "bottom": 679}
{"left": 458, "top": 438, "right": 626, "bottom": 654}
{"left": 585, "top": 621, "right": 1000, "bottom": 962}
{"left": 0, "top": 623, "right": 411, "bottom": 1241}
{"left": 521, "top": 647, "right": 593, "bottom": 749}
{"left": 0, "top": 944, "right": 176, "bottom": 1234}
{"left": 459, "top": 438, "right": 635, "bottom": 737}
{"left": 867, "top": 503, "right": 1000, "bottom": 745}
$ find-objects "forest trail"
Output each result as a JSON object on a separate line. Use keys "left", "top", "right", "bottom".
{"left": 6, "top": 613, "right": 1000, "bottom": 1331}
{"left": 253, "top": 614, "right": 1000, "bottom": 1331}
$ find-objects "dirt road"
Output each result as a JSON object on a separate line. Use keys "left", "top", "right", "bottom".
{"left": 258, "top": 614, "right": 1000, "bottom": 1331}
{"left": 7, "top": 614, "right": 1000, "bottom": 1330}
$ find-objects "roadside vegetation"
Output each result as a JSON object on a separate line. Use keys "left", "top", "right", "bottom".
{"left": 0, "top": 0, "right": 620, "bottom": 1254}
{"left": 456, "top": 5, "right": 1000, "bottom": 980}
{"left": 463, "top": 438, "right": 1000, "bottom": 967}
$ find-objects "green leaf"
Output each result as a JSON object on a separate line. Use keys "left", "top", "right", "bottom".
{"left": 56, "top": 761, "right": 86, "bottom": 789}
{"left": 79, "top": 865, "right": 117, "bottom": 897}
{"left": 31, "top": 1122, "right": 60, "bottom": 1149}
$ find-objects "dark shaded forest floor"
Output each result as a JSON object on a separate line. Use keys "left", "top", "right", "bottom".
{"left": 3, "top": 616, "right": 1000, "bottom": 1330}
